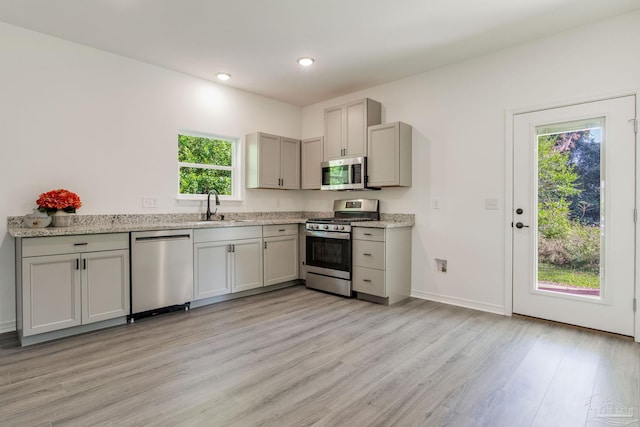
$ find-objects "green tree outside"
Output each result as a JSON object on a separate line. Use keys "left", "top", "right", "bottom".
{"left": 537, "top": 135, "right": 580, "bottom": 239}
{"left": 178, "top": 134, "right": 233, "bottom": 195}
{"left": 537, "top": 130, "right": 601, "bottom": 290}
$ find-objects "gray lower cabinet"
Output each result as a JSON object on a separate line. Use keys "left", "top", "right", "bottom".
{"left": 298, "top": 224, "right": 306, "bottom": 280}
{"left": 352, "top": 227, "right": 412, "bottom": 304}
{"left": 263, "top": 224, "right": 298, "bottom": 286}
{"left": 193, "top": 226, "right": 264, "bottom": 300}
{"left": 16, "top": 233, "right": 130, "bottom": 345}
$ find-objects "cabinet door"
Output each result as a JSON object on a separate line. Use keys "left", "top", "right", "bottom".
{"left": 22, "top": 254, "right": 81, "bottom": 336}
{"left": 194, "top": 241, "right": 231, "bottom": 300}
{"left": 258, "top": 133, "right": 282, "bottom": 188}
{"left": 82, "top": 250, "right": 130, "bottom": 324}
{"left": 324, "top": 106, "right": 344, "bottom": 160}
{"left": 280, "top": 137, "right": 300, "bottom": 189}
{"left": 264, "top": 235, "right": 299, "bottom": 286}
{"left": 298, "top": 224, "right": 306, "bottom": 279}
{"left": 301, "top": 137, "right": 323, "bottom": 189}
{"left": 345, "top": 100, "right": 367, "bottom": 157}
{"left": 368, "top": 122, "right": 399, "bottom": 186}
{"left": 231, "top": 238, "right": 263, "bottom": 292}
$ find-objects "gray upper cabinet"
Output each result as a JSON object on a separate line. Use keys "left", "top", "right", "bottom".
{"left": 323, "top": 98, "right": 381, "bottom": 161}
{"left": 301, "top": 136, "right": 323, "bottom": 189}
{"left": 367, "top": 121, "right": 412, "bottom": 187}
{"left": 246, "top": 132, "right": 300, "bottom": 190}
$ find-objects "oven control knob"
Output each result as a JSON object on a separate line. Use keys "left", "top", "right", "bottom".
{"left": 332, "top": 225, "right": 338, "bottom": 230}
{"left": 313, "top": 224, "right": 319, "bottom": 229}
{"left": 323, "top": 225, "right": 329, "bottom": 230}
{"left": 339, "top": 225, "right": 345, "bottom": 230}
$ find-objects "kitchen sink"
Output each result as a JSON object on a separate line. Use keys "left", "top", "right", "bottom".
{"left": 174, "top": 219, "right": 256, "bottom": 225}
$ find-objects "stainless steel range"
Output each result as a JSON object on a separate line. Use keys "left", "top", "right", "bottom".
{"left": 305, "top": 199, "right": 379, "bottom": 297}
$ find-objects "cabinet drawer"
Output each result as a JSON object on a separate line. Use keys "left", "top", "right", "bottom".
{"left": 352, "top": 227, "right": 385, "bottom": 242}
{"left": 194, "top": 226, "right": 262, "bottom": 243}
{"left": 22, "top": 233, "right": 129, "bottom": 257}
{"left": 353, "top": 266, "right": 385, "bottom": 297}
{"left": 263, "top": 224, "right": 298, "bottom": 237}
{"left": 352, "top": 240, "right": 385, "bottom": 270}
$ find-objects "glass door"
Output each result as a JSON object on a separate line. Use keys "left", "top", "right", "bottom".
{"left": 512, "top": 96, "right": 636, "bottom": 336}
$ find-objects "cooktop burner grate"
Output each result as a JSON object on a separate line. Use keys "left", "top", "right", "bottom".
{"left": 306, "top": 217, "right": 376, "bottom": 223}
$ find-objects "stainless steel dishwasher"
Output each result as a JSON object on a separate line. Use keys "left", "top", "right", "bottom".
{"left": 131, "top": 229, "right": 193, "bottom": 317}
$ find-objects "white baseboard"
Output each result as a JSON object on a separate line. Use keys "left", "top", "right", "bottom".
{"left": 0, "top": 320, "right": 16, "bottom": 334}
{"left": 411, "top": 290, "right": 505, "bottom": 316}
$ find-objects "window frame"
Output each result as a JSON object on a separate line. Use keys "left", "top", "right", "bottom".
{"left": 176, "top": 130, "right": 242, "bottom": 202}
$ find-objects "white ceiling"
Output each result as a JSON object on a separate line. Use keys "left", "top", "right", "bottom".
{"left": 1, "top": 0, "right": 639, "bottom": 106}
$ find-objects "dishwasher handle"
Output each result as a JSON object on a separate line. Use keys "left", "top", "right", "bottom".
{"left": 134, "top": 234, "right": 191, "bottom": 243}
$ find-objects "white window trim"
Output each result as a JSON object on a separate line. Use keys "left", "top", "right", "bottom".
{"left": 176, "top": 130, "right": 243, "bottom": 202}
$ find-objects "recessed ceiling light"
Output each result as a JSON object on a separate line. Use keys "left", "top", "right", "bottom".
{"left": 216, "top": 73, "right": 231, "bottom": 81}
{"left": 297, "top": 57, "right": 314, "bottom": 67}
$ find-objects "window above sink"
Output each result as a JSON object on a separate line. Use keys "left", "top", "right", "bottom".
{"left": 177, "top": 130, "right": 241, "bottom": 201}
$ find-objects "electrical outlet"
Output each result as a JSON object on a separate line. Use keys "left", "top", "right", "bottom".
{"left": 142, "top": 197, "right": 158, "bottom": 208}
{"left": 432, "top": 199, "right": 440, "bottom": 210}
{"left": 435, "top": 258, "right": 447, "bottom": 273}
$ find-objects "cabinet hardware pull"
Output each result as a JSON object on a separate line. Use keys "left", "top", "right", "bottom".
{"left": 278, "top": 229, "right": 286, "bottom": 232}
{"left": 74, "top": 242, "right": 88, "bottom": 246}
{"left": 364, "top": 233, "right": 372, "bottom": 236}
{"left": 75, "top": 259, "right": 79, "bottom": 270}
{"left": 83, "top": 259, "right": 87, "bottom": 270}
{"left": 232, "top": 244, "right": 235, "bottom": 253}
{"left": 363, "top": 279, "right": 372, "bottom": 283}
{"left": 363, "top": 253, "right": 372, "bottom": 256}
{"left": 227, "top": 244, "right": 232, "bottom": 252}
{"left": 264, "top": 242, "right": 267, "bottom": 249}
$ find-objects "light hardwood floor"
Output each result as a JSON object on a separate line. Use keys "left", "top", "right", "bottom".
{"left": 1, "top": 285, "right": 638, "bottom": 426}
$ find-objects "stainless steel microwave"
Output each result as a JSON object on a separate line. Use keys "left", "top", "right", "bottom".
{"left": 321, "top": 157, "right": 366, "bottom": 191}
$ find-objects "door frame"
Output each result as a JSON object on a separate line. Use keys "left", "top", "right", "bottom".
{"left": 504, "top": 91, "right": 639, "bottom": 342}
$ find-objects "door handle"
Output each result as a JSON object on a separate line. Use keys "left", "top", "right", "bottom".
{"left": 515, "top": 222, "right": 530, "bottom": 229}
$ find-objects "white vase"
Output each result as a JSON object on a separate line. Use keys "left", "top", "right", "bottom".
{"left": 23, "top": 209, "right": 52, "bottom": 228}
{"left": 51, "top": 211, "right": 74, "bottom": 227}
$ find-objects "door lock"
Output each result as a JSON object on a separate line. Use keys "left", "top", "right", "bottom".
{"left": 515, "top": 222, "right": 530, "bottom": 229}
{"left": 516, "top": 208, "right": 523, "bottom": 215}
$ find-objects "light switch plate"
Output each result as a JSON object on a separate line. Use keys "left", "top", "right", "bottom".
{"left": 485, "top": 198, "right": 499, "bottom": 210}
{"left": 432, "top": 199, "right": 440, "bottom": 210}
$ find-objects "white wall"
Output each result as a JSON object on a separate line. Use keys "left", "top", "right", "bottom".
{"left": 2, "top": 10, "right": 640, "bottom": 332}
{"left": 301, "top": 10, "right": 640, "bottom": 314}
{"left": 0, "top": 22, "right": 305, "bottom": 331}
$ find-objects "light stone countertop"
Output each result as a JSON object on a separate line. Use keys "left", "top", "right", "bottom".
{"left": 7, "top": 212, "right": 415, "bottom": 238}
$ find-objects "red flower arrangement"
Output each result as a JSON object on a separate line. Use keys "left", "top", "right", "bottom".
{"left": 37, "top": 189, "right": 82, "bottom": 214}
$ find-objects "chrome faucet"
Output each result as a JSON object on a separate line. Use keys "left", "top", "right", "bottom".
{"left": 205, "top": 189, "right": 220, "bottom": 220}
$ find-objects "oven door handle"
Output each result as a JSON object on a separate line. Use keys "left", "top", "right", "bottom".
{"left": 306, "top": 230, "right": 351, "bottom": 240}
